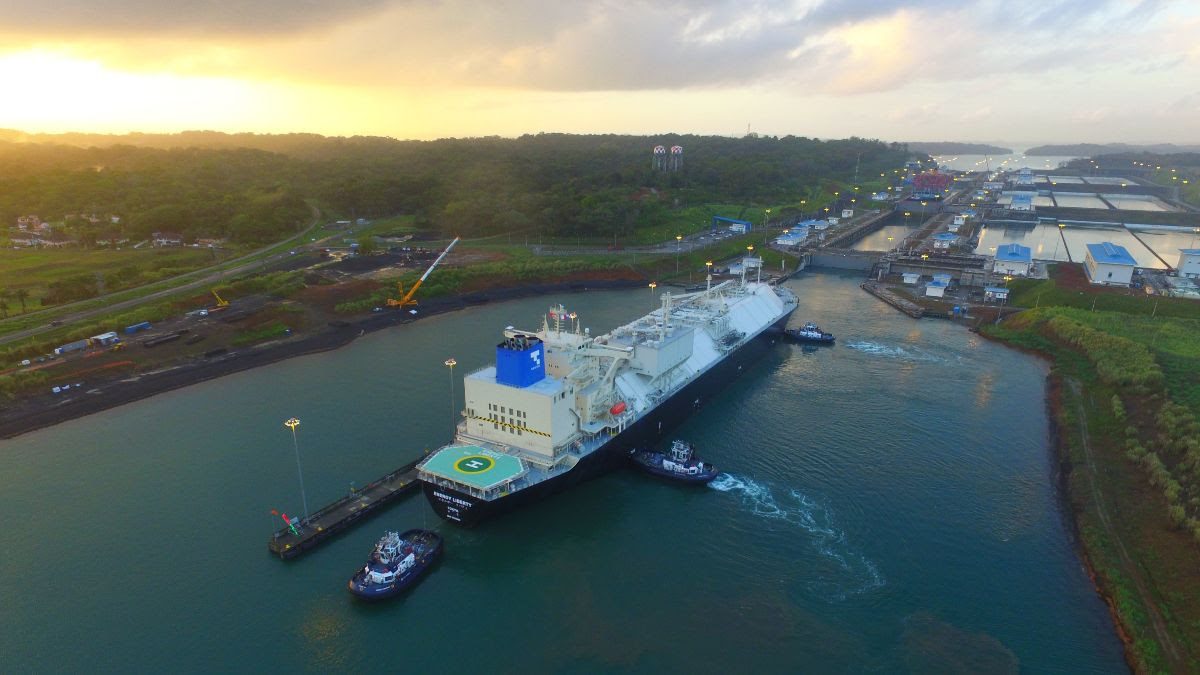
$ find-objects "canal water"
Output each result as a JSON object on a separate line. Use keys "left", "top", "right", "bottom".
{"left": 0, "top": 274, "right": 1125, "bottom": 672}
{"left": 930, "top": 152, "right": 1079, "bottom": 172}
{"left": 976, "top": 221, "right": 1197, "bottom": 269}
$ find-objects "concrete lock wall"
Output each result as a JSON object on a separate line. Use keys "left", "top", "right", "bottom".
{"left": 808, "top": 251, "right": 880, "bottom": 271}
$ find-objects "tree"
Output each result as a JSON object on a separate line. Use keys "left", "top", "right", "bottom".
{"left": 0, "top": 289, "right": 9, "bottom": 318}
{"left": 14, "top": 288, "right": 29, "bottom": 313}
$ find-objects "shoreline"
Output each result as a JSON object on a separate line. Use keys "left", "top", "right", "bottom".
{"left": 975, "top": 324, "right": 1142, "bottom": 671}
{"left": 0, "top": 278, "right": 646, "bottom": 440}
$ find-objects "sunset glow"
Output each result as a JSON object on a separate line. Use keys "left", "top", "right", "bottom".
{"left": 0, "top": 1, "right": 1196, "bottom": 141}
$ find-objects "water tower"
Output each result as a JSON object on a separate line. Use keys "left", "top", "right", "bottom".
{"left": 669, "top": 145, "right": 683, "bottom": 171}
{"left": 652, "top": 145, "right": 667, "bottom": 171}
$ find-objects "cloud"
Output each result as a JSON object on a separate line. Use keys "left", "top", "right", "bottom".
{"left": 0, "top": 0, "right": 1193, "bottom": 106}
{"left": 0, "top": 0, "right": 397, "bottom": 35}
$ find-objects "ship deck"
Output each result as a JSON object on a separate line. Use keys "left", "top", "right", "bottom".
{"left": 420, "top": 445, "right": 526, "bottom": 490}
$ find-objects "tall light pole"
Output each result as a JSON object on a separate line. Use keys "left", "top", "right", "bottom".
{"left": 444, "top": 358, "right": 457, "bottom": 438}
{"left": 284, "top": 417, "right": 309, "bottom": 521}
{"left": 675, "top": 234, "right": 683, "bottom": 274}
{"left": 705, "top": 261, "right": 713, "bottom": 292}
{"left": 648, "top": 281, "right": 657, "bottom": 309}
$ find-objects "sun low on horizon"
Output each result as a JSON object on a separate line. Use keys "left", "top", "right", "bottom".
{"left": 0, "top": 1, "right": 1197, "bottom": 142}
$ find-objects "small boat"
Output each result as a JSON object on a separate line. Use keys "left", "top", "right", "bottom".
{"left": 347, "top": 529, "right": 443, "bottom": 601}
{"left": 785, "top": 322, "right": 835, "bottom": 344}
{"left": 630, "top": 440, "right": 719, "bottom": 484}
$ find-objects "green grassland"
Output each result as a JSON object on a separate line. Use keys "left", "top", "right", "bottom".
{"left": 985, "top": 275, "right": 1200, "bottom": 672}
{"left": 0, "top": 248, "right": 221, "bottom": 306}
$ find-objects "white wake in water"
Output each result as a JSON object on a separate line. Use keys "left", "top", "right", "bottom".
{"left": 846, "top": 341, "right": 944, "bottom": 363}
{"left": 710, "top": 473, "right": 885, "bottom": 601}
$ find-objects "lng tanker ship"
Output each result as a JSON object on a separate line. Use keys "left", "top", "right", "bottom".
{"left": 418, "top": 264, "right": 797, "bottom": 526}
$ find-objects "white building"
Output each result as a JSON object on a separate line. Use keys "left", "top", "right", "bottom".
{"left": 1177, "top": 249, "right": 1200, "bottom": 279}
{"left": 1084, "top": 242, "right": 1137, "bottom": 287}
{"left": 931, "top": 232, "right": 959, "bottom": 250}
{"left": 1009, "top": 192, "right": 1035, "bottom": 211}
{"left": 993, "top": 243, "right": 1033, "bottom": 277}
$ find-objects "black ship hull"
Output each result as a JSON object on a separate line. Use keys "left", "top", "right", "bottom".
{"left": 422, "top": 307, "right": 795, "bottom": 527}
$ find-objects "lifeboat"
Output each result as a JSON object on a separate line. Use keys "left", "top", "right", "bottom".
{"left": 609, "top": 401, "right": 626, "bottom": 415}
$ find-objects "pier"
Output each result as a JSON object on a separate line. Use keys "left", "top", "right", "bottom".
{"left": 268, "top": 458, "right": 424, "bottom": 560}
{"left": 860, "top": 281, "right": 925, "bottom": 318}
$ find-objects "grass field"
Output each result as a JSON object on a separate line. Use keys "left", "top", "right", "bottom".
{"left": 0, "top": 248, "right": 222, "bottom": 307}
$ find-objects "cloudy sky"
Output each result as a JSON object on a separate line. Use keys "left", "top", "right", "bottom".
{"left": 1, "top": 0, "right": 1197, "bottom": 144}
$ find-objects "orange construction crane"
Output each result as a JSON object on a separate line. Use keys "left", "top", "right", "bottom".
{"left": 387, "top": 237, "right": 460, "bottom": 308}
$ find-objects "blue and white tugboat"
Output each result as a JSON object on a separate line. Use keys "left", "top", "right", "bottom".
{"left": 630, "top": 439, "right": 719, "bottom": 484}
{"left": 347, "top": 529, "right": 442, "bottom": 601}
{"left": 785, "top": 322, "right": 834, "bottom": 344}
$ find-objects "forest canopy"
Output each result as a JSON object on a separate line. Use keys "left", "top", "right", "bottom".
{"left": 0, "top": 132, "right": 912, "bottom": 243}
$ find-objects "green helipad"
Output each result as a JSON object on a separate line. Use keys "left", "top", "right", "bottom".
{"left": 421, "top": 445, "right": 525, "bottom": 490}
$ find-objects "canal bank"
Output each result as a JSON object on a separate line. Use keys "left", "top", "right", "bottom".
{"left": 0, "top": 277, "right": 646, "bottom": 440}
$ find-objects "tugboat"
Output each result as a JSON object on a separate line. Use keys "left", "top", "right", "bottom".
{"left": 630, "top": 440, "right": 719, "bottom": 484}
{"left": 785, "top": 321, "right": 835, "bottom": 344}
{"left": 347, "top": 529, "right": 443, "bottom": 601}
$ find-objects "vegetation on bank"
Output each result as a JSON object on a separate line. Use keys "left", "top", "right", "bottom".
{"left": 984, "top": 286, "right": 1200, "bottom": 672}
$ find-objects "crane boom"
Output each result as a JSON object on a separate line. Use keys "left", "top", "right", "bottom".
{"left": 390, "top": 237, "right": 460, "bottom": 307}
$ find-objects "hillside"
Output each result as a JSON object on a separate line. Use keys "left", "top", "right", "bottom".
{"left": 1026, "top": 142, "right": 1200, "bottom": 156}
{"left": 904, "top": 141, "right": 1012, "bottom": 155}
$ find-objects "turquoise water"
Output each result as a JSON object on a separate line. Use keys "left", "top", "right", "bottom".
{"left": 0, "top": 274, "right": 1124, "bottom": 672}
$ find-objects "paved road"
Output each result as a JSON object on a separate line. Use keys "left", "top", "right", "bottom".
{"left": 0, "top": 207, "right": 323, "bottom": 348}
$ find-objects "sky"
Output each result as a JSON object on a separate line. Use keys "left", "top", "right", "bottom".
{"left": 1, "top": 0, "right": 1197, "bottom": 144}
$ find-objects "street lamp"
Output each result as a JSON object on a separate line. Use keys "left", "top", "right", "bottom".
{"left": 675, "top": 234, "right": 683, "bottom": 273}
{"left": 747, "top": 245, "right": 760, "bottom": 283}
{"left": 284, "top": 417, "right": 309, "bottom": 521}
{"left": 648, "top": 281, "right": 657, "bottom": 309}
{"left": 444, "top": 358, "right": 457, "bottom": 438}
{"left": 705, "top": 261, "right": 713, "bottom": 292}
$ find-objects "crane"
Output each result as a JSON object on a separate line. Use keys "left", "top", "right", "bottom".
{"left": 388, "top": 237, "right": 460, "bottom": 308}
{"left": 211, "top": 289, "right": 230, "bottom": 308}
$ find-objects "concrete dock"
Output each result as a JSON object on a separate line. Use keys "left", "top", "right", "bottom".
{"left": 268, "top": 458, "right": 423, "bottom": 560}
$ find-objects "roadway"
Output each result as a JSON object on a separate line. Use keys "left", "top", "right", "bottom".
{"left": 0, "top": 206, "right": 324, "bottom": 348}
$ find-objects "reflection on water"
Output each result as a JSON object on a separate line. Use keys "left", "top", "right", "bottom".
{"left": 931, "top": 153, "right": 1077, "bottom": 172}
{"left": 852, "top": 224, "right": 919, "bottom": 252}
{"left": 974, "top": 222, "right": 1179, "bottom": 268}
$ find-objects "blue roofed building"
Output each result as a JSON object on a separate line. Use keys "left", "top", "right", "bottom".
{"left": 931, "top": 232, "right": 959, "bottom": 250}
{"left": 1009, "top": 192, "right": 1036, "bottom": 211}
{"left": 1177, "top": 249, "right": 1200, "bottom": 279}
{"left": 993, "top": 243, "right": 1033, "bottom": 277}
{"left": 1084, "top": 242, "right": 1138, "bottom": 286}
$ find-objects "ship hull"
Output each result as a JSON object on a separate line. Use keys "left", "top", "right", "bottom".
{"left": 423, "top": 307, "right": 795, "bottom": 527}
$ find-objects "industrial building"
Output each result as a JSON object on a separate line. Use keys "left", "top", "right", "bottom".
{"left": 931, "top": 232, "right": 959, "bottom": 250}
{"left": 1177, "top": 249, "right": 1200, "bottom": 279}
{"left": 993, "top": 243, "right": 1033, "bottom": 277}
{"left": 1084, "top": 242, "right": 1138, "bottom": 286}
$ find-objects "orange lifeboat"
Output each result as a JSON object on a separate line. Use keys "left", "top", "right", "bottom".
{"left": 609, "top": 402, "right": 627, "bottom": 415}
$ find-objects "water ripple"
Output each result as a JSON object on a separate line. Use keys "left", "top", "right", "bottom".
{"left": 709, "top": 473, "right": 885, "bottom": 601}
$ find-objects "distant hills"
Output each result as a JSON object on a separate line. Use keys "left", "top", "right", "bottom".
{"left": 1026, "top": 142, "right": 1200, "bottom": 156}
{"left": 905, "top": 142, "right": 1013, "bottom": 155}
